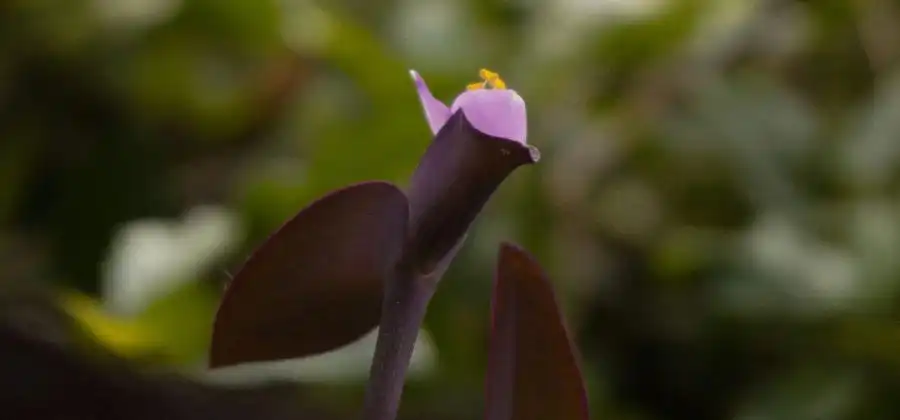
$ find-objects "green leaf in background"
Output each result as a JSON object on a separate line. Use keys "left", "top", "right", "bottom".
{"left": 62, "top": 280, "right": 219, "bottom": 366}
{"left": 62, "top": 291, "right": 163, "bottom": 360}
{"left": 136, "top": 279, "right": 220, "bottom": 365}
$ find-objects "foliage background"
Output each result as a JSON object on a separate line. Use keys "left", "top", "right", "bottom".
{"left": 3, "top": 0, "right": 900, "bottom": 419}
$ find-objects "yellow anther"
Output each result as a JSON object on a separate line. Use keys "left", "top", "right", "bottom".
{"left": 479, "top": 69, "right": 498, "bottom": 80}
{"left": 466, "top": 68, "right": 507, "bottom": 91}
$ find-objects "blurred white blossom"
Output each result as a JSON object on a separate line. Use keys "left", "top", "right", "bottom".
{"left": 726, "top": 213, "right": 858, "bottom": 316}
{"left": 102, "top": 206, "right": 242, "bottom": 316}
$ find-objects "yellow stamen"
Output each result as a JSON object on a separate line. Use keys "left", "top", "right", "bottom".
{"left": 466, "top": 68, "right": 507, "bottom": 90}
{"left": 479, "top": 69, "right": 498, "bottom": 81}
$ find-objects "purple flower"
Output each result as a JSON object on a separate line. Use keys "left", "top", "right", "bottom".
{"left": 410, "top": 69, "right": 528, "bottom": 144}
{"left": 404, "top": 69, "right": 539, "bottom": 272}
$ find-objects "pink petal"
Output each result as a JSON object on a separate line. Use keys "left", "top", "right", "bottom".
{"left": 451, "top": 88, "right": 527, "bottom": 144}
{"left": 410, "top": 70, "right": 452, "bottom": 135}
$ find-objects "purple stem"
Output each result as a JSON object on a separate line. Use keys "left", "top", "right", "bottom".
{"left": 362, "top": 262, "right": 435, "bottom": 420}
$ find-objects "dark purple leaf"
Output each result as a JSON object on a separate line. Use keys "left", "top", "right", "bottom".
{"left": 210, "top": 182, "right": 409, "bottom": 368}
{"left": 404, "top": 111, "right": 539, "bottom": 274}
{"left": 486, "top": 243, "right": 590, "bottom": 420}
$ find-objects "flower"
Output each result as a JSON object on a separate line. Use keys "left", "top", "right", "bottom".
{"left": 410, "top": 69, "right": 528, "bottom": 144}
{"left": 404, "top": 69, "right": 539, "bottom": 272}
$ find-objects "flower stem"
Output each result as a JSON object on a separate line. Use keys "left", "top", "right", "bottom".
{"left": 362, "top": 264, "right": 434, "bottom": 420}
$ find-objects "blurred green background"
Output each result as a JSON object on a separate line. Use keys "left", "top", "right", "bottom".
{"left": 3, "top": 0, "right": 900, "bottom": 419}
